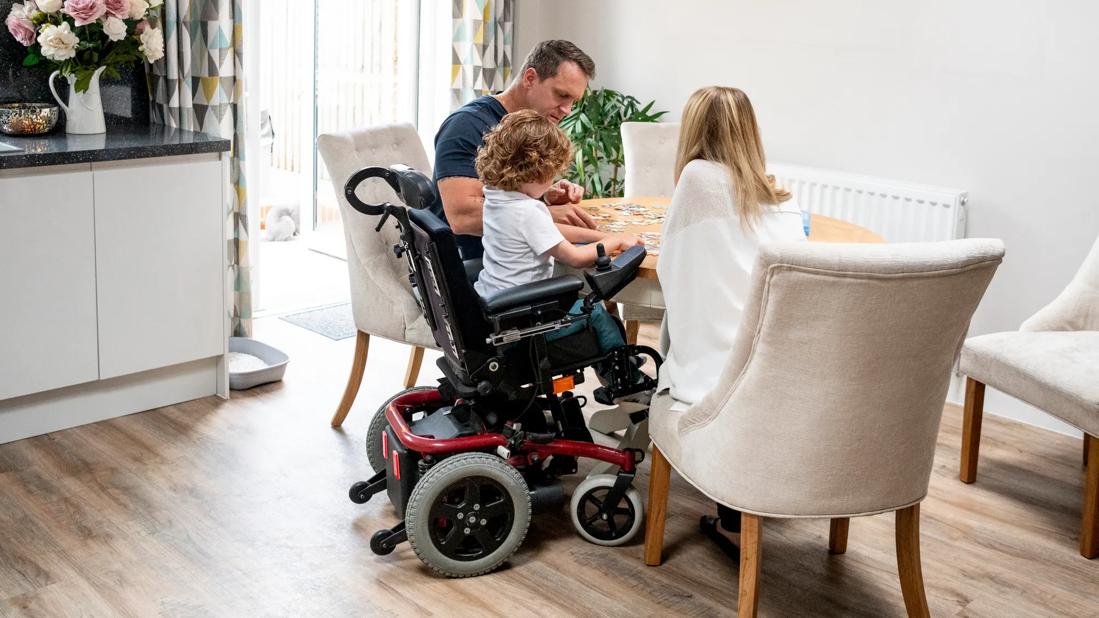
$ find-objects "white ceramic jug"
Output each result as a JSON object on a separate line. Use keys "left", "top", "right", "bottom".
{"left": 48, "top": 66, "right": 107, "bottom": 135}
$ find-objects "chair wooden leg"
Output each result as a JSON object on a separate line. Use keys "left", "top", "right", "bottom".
{"left": 1082, "top": 433, "right": 1099, "bottom": 558}
{"left": 829, "top": 518, "right": 850, "bottom": 554}
{"left": 330, "top": 331, "right": 369, "bottom": 428}
{"left": 738, "top": 513, "right": 762, "bottom": 618}
{"left": 895, "top": 504, "right": 930, "bottom": 618}
{"left": 960, "top": 378, "right": 985, "bottom": 484}
{"left": 644, "top": 445, "right": 671, "bottom": 566}
{"left": 403, "top": 346, "right": 425, "bottom": 389}
{"left": 625, "top": 319, "right": 641, "bottom": 345}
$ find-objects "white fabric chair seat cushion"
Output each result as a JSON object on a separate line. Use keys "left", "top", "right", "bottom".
{"left": 961, "top": 331, "right": 1099, "bottom": 435}
{"left": 621, "top": 304, "right": 663, "bottom": 322}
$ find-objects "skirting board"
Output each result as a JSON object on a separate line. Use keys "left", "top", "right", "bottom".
{"left": 0, "top": 357, "right": 224, "bottom": 445}
{"left": 946, "top": 374, "right": 1080, "bottom": 438}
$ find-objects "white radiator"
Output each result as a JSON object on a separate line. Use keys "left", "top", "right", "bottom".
{"left": 769, "top": 162, "right": 968, "bottom": 242}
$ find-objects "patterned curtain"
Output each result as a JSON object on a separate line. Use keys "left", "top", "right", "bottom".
{"left": 148, "top": 0, "right": 251, "bottom": 337}
{"left": 450, "top": 0, "right": 514, "bottom": 109}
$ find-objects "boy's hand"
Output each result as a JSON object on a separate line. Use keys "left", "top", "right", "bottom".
{"left": 606, "top": 233, "right": 643, "bottom": 253}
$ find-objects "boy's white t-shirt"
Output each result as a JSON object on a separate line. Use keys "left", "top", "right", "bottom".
{"left": 474, "top": 187, "right": 565, "bottom": 299}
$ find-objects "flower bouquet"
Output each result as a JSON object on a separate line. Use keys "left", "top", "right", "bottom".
{"left": 4, "top": 0, "right": 166, "bottom": 133}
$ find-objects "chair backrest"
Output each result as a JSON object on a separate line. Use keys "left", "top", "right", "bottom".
{"left": 407, "top": 208, "right": 494, "bottom": 383}
{"left": 317, "top": 124, "right": 435, "bottom": 346}
{"left": 621, "top": 122, "right": 680, "bottom": 198}
{"left": 1020, "top": 232, "right": 1099, "bottom": 332}
{"left": 674, "top": 239, "right": 1004, "bottom": 517}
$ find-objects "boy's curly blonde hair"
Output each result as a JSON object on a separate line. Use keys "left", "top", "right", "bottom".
{"left": 476, "top": 109, "right": 574, "bottom": 192}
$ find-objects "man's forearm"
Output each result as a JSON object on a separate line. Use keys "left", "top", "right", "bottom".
{"left": 557, "top": 223, "right": 604, "bottom": 243}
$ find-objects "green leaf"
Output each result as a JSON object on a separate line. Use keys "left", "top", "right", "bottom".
{"left": 74, "top": 68, "right": 94, "bottom": 93}
{"left": 23, "top": 53, "right": 40, "bottom": 67}
{"left": 559, "top": 87, "right": 668, "bottom": 197}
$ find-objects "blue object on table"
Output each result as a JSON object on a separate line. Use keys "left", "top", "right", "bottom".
{"left": 802, "top": 210, "right": 811, "bottom": 237}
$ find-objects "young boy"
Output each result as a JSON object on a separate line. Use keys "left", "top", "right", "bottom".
{"left": 473, "top": 109, "right": 641, "bottom": 353}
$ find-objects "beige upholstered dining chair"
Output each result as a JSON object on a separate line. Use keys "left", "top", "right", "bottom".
{"left": 618, "top": 122, "right": 681, "bottom": 343}
{"left": 959, "top": 232, "right": 1099, "bottom": 558}
{"left": 317, "top": 124, "right": 439, "bottom": 427}
{"left": 644, "top": 239, "right": 1004, "bottom": 617}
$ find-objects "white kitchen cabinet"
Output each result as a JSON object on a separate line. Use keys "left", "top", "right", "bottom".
{"left": 93, "top": 156, "right": 225, "bottom": 379}
{"left": 0, "top": 151, "right": 228, "bottom": 444}
{"left": 0, "top": 164, "right": 100, "bottom": 400}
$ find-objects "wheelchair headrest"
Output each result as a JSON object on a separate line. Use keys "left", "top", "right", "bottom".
{"left": 344, "top": 164, "right": 434, "bottom": 216}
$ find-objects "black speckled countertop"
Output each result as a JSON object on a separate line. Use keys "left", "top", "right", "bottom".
{"left": 0, "top": 124, "right": 231, "bottom": 170}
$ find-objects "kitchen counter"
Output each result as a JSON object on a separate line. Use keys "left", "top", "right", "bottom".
{"left": 0, "top": 124, "right": 230, "bottom": 169}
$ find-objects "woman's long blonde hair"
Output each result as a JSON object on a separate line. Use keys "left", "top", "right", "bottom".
{"left": 674, "top": 86, "right": 790, "bottom": 226}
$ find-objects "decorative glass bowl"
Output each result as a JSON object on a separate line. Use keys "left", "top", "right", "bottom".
{"left": 0, "top": 103, "right": 60, "bottom": 136}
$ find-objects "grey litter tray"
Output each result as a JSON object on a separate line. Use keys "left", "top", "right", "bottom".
{"left": 228, "top": 337, "right": 289, "bottom": 390}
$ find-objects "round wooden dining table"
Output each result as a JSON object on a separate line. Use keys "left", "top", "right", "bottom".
{"left": 579, "top": 196, "right": 884, "bottom": 280}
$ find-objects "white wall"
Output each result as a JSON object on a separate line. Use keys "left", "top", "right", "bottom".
{"left": 515, "top": 0, "right": 1098, "bottom": 436}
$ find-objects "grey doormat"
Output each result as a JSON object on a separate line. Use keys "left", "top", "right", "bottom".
{"left": 279, "top": 303, "right": 357, "bottom": 340}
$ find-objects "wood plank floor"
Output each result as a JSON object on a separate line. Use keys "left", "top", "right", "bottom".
{"left": 1, "top": 317, "right": 1097, "bottom": 617}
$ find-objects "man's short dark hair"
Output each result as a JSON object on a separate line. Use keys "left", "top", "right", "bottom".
{"left": 521, "top": 40, "right": 596, "bottom": 80}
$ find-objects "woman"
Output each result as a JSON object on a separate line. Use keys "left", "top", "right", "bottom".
{"left": 656, "top": 86, "right": 807, "bottom": 553}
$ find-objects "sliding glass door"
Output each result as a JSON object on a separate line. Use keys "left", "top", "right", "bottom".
{"left": 258, "top": 0, "right": 419, "bottom": 235}
{"left": 248, "top": 0, "right": 424, "bottom": 314}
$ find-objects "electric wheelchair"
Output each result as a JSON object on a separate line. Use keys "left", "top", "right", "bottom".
{"left": 344, "top": 165, "right": 661, "bottom": 578}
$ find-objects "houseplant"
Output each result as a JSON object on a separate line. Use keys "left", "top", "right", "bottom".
{"left": 559, "top": 88, "right": 666, "bottom": 198}
{"left": 4, "top": 0, "right": 166, "bottom": 134}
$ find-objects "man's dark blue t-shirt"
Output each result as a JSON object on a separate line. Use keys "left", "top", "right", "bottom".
{"left": 430, "top": 95, "right": 508, "bottom": 259}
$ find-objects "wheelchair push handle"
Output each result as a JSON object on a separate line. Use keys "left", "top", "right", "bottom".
{"left": 343, "top": 164, "right": 435, "bottom": 218}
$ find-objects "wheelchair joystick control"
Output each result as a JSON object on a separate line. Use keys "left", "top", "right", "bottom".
{"left": 595, "top": 243, "right": 612, "bottom": 272}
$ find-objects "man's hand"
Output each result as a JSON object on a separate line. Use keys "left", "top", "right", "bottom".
{"left": 544, "top": 179, "right": 584, "bottom": 205}
{"left": 548, "top": 203, "right": 597, "bottom": 229}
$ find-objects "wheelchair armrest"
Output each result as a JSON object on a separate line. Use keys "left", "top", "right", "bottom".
{"left": 463, "top": 258, "right": 483, "bottom": 286}
{"left": 584, "top": 245, "right": 647, "bottom": 302}
{"left": 481, "top": 275, "right": 583, "bottom": 314}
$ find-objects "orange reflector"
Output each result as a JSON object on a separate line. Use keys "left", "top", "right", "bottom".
{"left": 392, "top": 450, "right": 401, "bottom": 480}
{"left": 552, "top": 375, "right": 575, "bottom": 394}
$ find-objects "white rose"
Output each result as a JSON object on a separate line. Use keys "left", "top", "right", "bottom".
{"left": 102, "top": 15, "right": 126, "bottom": 41}
{"left": 36, "top": 0, "right": 61, "bottom": 13}
{"left": 22, "top": 1, "right": 40, "bottom": 18}
{"left": 139, "top": 25, "right": 164, "bottom": 62}
{"left": 127, "top": 0, "right": 147, "bottom": 20}
{"left": 37, "top": 22, "right": 79, "bottom": 61}
{"left": 147, "top": 0, "right": 162, "bottom": 6}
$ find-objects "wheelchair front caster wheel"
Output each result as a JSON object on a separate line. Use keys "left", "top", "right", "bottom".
{"left": 349, "top": 481, "right": 372, "bottom": 504}
{"left": 570, "top": 474, "right": 644, "bottom": 547}
{"left": 405, "top": 453, "right": 531, "bottom": 578}
{"left": 370, "top": 529, "right": 396, "bottom": 555}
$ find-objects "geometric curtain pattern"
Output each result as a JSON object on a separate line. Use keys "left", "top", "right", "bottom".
{"left": 450, "top": 0, "right": 513, "bottom": 110}
{"left": 149, "top": 0, "right": 251, "bottom": 337}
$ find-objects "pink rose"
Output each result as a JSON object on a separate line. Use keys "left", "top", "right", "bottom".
{"left": 62, "top": 0, "right": 106, "bottom": 26}
{"left": 103, "top": 0, "right": 128, "bottom": 19}
{"left": 134, "top": 18, "right": 148, "bottom": 33}
{"left": 5, "top": 5, "right": 36, "bottom": 47}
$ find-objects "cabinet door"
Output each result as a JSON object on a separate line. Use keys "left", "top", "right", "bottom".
{"left": 0, "top": 166, "right": 100, "bottom": 399}
{"left": 93, "top": 156, "right": 224, "bottom": 380}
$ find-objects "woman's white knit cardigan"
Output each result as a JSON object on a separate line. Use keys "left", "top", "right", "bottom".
{"left": 656, "top": 159, "right": 807, "bottom": 405}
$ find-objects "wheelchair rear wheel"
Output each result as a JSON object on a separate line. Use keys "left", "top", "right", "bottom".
{"left": 570, "top": 474, "right": 644, "bottom": 546}
{"left": 366, "top": 386, "right": 437, "bottom": 473}
{"left": 406, "top": 453, "right": 531, "bottom": 578}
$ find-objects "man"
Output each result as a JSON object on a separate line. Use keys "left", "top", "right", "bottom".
{"left": 430, "top": 40, "right": 602, "bottom": 259}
